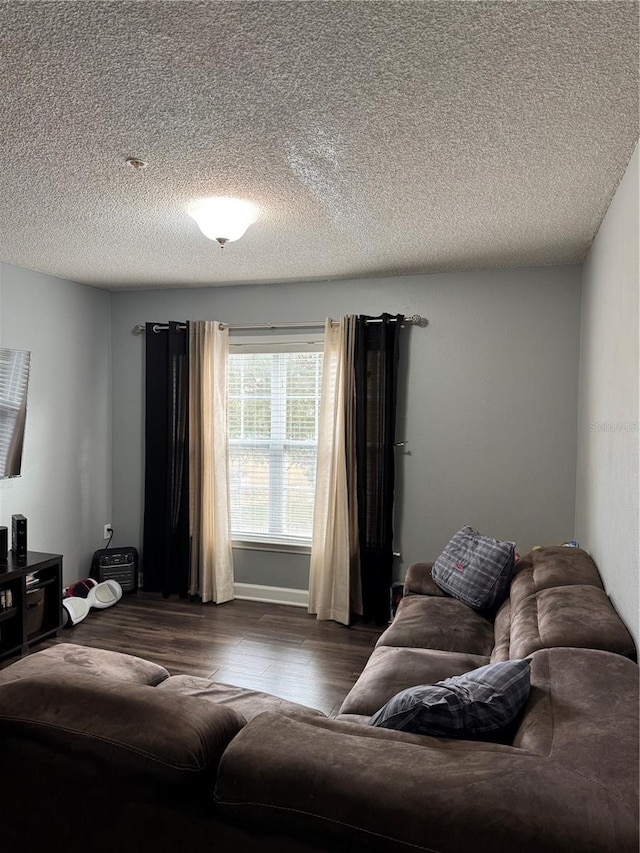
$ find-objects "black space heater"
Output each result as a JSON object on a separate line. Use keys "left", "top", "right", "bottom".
{"left": 90, "top": 547, "right": 139, "bottom": 594}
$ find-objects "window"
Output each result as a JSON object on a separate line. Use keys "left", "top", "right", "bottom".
{"left": 0, "top": 348, "right": 30, "bottom": 478}
{"left": 228, "top": 335, "right": 323, "bottom": 547}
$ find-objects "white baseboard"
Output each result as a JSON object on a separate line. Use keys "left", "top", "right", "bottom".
{"left": 233, "top": 582, "right": 309, "bottom": 608}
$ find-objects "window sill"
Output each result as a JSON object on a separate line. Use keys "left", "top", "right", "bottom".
{"left": 231, "top": 537, "right": 312, "bottom": 556}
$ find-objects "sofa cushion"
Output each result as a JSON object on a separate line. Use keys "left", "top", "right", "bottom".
{"left": 157, "top": 676, "right": 326, "bottom": 721}
{"left": 432, "top": 526, "right": 516, "bottom": 611}
{"left": 509, "top": 584, "right": 636, "bottom": 660}
{"left": 376, "top": 594, "right": 495, "bottom": 656}
{"left": 0, "top": 643, "right": 170, "bottom": 687}
{"left": 510, "top": 546, "right": 604, "bottom": 610}
{"left": 338, "top": 646, "right": 490, "bottom": 717}
{"left": 367, "top": 659, "right": 531, "bottom": 737}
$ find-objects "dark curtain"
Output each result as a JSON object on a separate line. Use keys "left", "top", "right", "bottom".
{"left": 142, "top": 322, "right": 190, "bottom": 597}
{"left": 355, "top": 313, "right": 404, "bottom": 625}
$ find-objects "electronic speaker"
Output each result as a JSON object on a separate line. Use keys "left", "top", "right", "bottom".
{"left": 0, "top": 526, "right": 7, "bottom": 563}
{"left": 90, "top": 547, "right": 138, "bottom": 594}
{"left": 11, "top": 514, "right": 27, "bottom": 561}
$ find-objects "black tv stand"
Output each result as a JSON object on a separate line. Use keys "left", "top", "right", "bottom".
{"left": 0, "top": 551, "right": 63, "bottom": 659}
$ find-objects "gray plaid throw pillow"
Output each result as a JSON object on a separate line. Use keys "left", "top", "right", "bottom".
{"left": 368, "top": 658, "right": 531, "bottom": 737}
{"left": 432, "top": 526, "right": 516, "bottom": 610}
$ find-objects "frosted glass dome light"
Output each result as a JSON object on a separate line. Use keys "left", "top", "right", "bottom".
{"left": 187, "top": 196, "right": 258, "bottom": 248}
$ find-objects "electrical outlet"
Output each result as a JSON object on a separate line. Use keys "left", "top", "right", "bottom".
{"left": 103, "top": 524, "right": 113, "bottom": 540}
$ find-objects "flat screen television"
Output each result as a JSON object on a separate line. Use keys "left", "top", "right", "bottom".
{"left": 0, "top": 348, "right": 31, "bottom": 478}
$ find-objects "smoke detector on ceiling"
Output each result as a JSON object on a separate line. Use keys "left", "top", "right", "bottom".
{"left": 125, "top": 157, "right": 148, "bottom": 170}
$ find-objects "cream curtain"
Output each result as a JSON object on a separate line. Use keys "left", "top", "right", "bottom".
{"left": 308, "top": 316, "right": 360, "bottom": 625}
{"left": 188, "top": 320, "right": 234, "bottom": 604}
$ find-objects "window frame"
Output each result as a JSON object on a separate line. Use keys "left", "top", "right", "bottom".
{"left": 227, "top": 332, "right": 324, "bottom": 553}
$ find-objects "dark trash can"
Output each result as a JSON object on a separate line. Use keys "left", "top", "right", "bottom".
{"left": 25, "top": 588, "right": 45, "bottom": 638}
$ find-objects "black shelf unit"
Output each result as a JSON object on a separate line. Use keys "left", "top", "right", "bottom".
{"left": 0, "top": 551, "right": 63, "bottom": 659}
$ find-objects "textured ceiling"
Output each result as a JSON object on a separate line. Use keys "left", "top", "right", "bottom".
{"left": 0, "top": 1, "right": 638, "bottom": 291}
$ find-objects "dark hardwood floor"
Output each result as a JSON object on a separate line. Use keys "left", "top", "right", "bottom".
{"left": 6, "top": 593, "right": 383, "bottom": 716}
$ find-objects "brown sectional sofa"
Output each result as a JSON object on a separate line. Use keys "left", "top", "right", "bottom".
{"left": 0, "top": 546, "right": 637, "bottom": 852}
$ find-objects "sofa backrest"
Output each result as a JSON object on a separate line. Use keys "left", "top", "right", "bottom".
{"left": 491, "top": 547, "right": 636, "bottom": 662}
{"left": 509, "top": 546, "right": 604, "bottom": 609}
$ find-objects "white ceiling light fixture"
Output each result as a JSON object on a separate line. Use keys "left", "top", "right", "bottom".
{"left": 187, "top": 196, "right": 258, "bottom": 249}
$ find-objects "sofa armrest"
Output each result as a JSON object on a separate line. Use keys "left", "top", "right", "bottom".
{"left": 0, "top": 671, "right": 245, "bottom": 789}
{"left": 214, "top": 711, "right": 638, "bottom": 853}
{"left": 403, "top": 561, "right": 446, "bottom": 597}
{"left": 0, "top": 642, "right": 171, "bottom": 687}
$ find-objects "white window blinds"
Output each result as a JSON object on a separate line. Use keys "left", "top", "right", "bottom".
{"left": 228, "top": 338, "right": 323, "bottom": 544}
{"left": 0, "top": 348, "right": 30, "bottom": 478}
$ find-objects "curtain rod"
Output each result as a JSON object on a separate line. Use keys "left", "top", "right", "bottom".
{"left": 132, "top": 315, "right": 428, "bottom": 335}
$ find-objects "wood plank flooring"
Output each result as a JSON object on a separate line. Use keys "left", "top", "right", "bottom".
{"left": 5, "top": 593, "right": 383, "bottom": 716}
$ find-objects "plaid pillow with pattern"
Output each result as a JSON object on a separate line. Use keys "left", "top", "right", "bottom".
{"left": 368, "top": 658, "right": 531, "bottom": 737}
{"left": 431, "top": 525, "right": 516, "bottom": 610}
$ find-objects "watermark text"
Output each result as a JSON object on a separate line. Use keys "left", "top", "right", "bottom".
{"left": 589, "top": 422, "right": 639, "bottom": 433}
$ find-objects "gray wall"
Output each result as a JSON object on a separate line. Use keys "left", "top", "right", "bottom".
{"left": 111, "top": 264, "right": 582, "bottom": 589}
{"left": 0, "top": 263, "right": 111, "bottom": 587}
{"left": 576, "top": 144, "right": 639, "bottom": 644}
